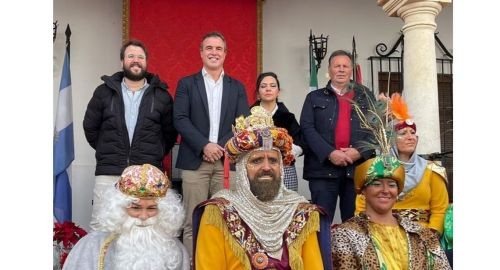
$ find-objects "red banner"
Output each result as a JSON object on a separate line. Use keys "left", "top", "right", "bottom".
{"left": 128, "top": 0, "right": 258, "bottom": 102}
{"left": 356, "top": 64, "right": 362, "bottom": 85}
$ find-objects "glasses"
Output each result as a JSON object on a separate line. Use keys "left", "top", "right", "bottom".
{"left": 126, "top": 54, "right": 146, "bottom": 60}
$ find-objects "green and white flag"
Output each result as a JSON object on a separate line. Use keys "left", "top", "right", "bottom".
{"left": 309, "top": 45, "right": 318, "bottom": 91}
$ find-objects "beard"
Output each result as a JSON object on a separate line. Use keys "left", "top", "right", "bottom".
{"left": 123, "top": 62, "right": 147, "bottom": 81}
{"left": 249, "top": 171, "right": 281, "bottom": 202}
{"left": 113, "top": 216, "right": 183, "bottom": 270}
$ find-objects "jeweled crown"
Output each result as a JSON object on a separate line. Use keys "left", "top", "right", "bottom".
{"left": 117, "top": 164, "right": 170, "bottom": 198}
{"left": 225, "top": 106, "right": 294, "bottom": 165}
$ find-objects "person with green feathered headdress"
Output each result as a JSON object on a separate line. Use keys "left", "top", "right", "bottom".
{"left": 330, "top": 94, "right": 451, "bottom": 269}
{"left": 355, "top": 93, "right": 450, "bottom": 244}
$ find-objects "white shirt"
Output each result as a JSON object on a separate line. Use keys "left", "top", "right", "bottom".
{"left": 202, "top": 68, "right": 224, "bottom": 143}
{"left": 331, "top": 83, "right": 348, "bottom": 96}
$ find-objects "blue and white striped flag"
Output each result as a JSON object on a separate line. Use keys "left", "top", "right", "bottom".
{"left": 53, "top": 45, "right": 74, "bottom": 222}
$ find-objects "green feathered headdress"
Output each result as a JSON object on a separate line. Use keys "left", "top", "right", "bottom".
{"left": 349, "top": 87, "right": 405, "bottom": 193}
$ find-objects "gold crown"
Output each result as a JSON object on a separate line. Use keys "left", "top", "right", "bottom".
{"left": 117, "top": 164, "right": 170, "bottom": 198}
{"left": 225, "top": 106, "right": 294, "bottom": 165}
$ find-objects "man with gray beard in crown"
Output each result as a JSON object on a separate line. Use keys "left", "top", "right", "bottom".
{"left": 63, "top": 164, "right": 190, "bottom": 270}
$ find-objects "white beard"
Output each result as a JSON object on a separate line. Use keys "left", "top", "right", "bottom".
{"left": 113, "top": 216, "right": 183, "bottom": 270}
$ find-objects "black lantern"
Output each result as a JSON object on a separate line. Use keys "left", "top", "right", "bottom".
{"left": 309, "top": 30, "right": 329, "bottom": 72}
{"left": 53, "top": 20, "right": 58, "bottom": 43}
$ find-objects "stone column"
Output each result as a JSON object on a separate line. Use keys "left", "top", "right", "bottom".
{"left": 378, "top": 0, "right": 451, "bottom": 155}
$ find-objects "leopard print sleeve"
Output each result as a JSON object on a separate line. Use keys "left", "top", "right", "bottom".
{"left": 331, "top": 224, "right": 363, "bottom": 269}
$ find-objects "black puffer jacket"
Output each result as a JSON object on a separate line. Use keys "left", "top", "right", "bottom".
{"left": 83, "top": 71, "right": 177, "bottom": 175}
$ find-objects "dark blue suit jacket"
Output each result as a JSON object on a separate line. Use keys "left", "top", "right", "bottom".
{"left": 300, "top": 81, "right": 376, "bottom": 180}
{"left": 173, "top": 71, "right": 249, "bottom": 170}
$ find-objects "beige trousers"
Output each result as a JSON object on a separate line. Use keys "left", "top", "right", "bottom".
{"left": 181, "top": 160, "right": 235, "bottom": 258}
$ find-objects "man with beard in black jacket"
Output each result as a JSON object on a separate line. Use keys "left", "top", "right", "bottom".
{"left": 83, "top": 39, "right": 177, "bottom": 231}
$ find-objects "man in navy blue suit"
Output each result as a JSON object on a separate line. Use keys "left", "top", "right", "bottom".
{"left": 173, "top": 31, "right": 249, "bottom": 258}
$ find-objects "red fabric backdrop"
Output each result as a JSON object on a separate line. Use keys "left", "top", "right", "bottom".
{"left": 127, "top": 0, "right": 259, "bottom": 177}
{"left": 128, "top": 0, "right": 258, "bottom": 102}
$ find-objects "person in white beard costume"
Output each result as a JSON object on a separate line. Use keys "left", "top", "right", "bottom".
{"left": 63, "top": 164, "right": 190, "bottom": 270}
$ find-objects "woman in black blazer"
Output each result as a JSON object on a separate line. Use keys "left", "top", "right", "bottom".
{"left": 250, "top": 72, "right": 306, "bottom": 191}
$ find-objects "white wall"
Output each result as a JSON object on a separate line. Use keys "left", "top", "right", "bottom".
{"left": 54, "top": 0, "right": 123, "bottom": 231}
{"left": 53, "top": 0, "right": 452, "bottom": 229}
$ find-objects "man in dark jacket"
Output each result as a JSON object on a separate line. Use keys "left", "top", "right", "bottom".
{"left": 83, "top": 39, "right": 177, "bottom": 230}
{"left": 173, "top": 31, "right": 249, "bottom": 257}
{"left": 300, "top": 50, "right": 376, "bottom": 223}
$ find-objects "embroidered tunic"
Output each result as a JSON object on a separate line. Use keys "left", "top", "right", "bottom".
{"left": 195, "top": 198, "right": 324, "bottom": 270}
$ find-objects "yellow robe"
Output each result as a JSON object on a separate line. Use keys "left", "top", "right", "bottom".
{"left": 356, "top": 165, "right": 449, "bottom": 233}
{"left": 369, "top": 223, "right": 409, "bottom": 270}
{"left": 195, "top": 205, "right": 324, "bottom": 270}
